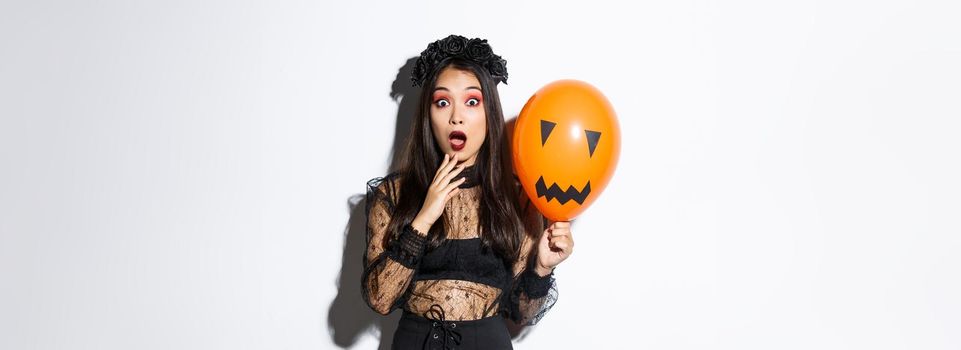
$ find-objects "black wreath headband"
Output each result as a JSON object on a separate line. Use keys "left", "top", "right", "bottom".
{"left": 411, "top": 35, "right": 508, "bottom": 87}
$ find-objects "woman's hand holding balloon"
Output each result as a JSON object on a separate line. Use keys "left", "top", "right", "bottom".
{"left": 535, "top": 221, "right": 573, "bottom": 276}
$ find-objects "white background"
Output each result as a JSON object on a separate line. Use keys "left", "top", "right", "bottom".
{"left": 2, "top": 0, "right": 959, "bottom": 349}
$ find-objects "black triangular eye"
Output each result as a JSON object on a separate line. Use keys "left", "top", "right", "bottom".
{"left": 585, "top": 129, "right": 601, "bottom": 157}
{"left": 540, "top": 120, "right": 556, "bottom": 146}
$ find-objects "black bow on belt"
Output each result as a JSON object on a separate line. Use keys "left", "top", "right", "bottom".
{"left": 423, "top": 304, "right": 462, "bottom": 350}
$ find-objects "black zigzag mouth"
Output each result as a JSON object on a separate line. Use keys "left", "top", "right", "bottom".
{"left": 535, "top": 176, "right": 591, "bottom": 205}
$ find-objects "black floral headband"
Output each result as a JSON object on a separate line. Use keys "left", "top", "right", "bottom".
{"left": 411, "top": 35, "right": 508, "bottom": 87}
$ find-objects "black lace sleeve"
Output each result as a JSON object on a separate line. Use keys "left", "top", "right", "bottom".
{"left": 504, "top": 195, "right": 559, "bottom": 326}
{"left": 361, "top": 174, "right": 426, "bottom": 315}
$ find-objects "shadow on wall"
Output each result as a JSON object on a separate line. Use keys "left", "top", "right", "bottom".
{"left": 326, "top": 57, "right": 419, "bottom": 350}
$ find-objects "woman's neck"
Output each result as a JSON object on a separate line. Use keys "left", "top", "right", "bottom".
{"left": 453, "top": 163, "right": 480, "bottom": 189}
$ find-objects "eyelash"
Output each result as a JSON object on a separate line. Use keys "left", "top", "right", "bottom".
{"left": 434, "top": 97, "right": 482, "bottom": 108}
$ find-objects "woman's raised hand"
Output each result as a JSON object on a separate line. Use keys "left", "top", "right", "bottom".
{"left": 411, "top": 153, "right": 467, "bottom": 235}
{"left": 535, "top": 221, "right": 573, "bottom": 276}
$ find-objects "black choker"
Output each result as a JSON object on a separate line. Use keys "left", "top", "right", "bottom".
{"left": 452, "top": 164, "right": 480, "bottom": 189}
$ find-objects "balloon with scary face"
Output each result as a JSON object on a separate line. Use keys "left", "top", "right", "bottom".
{"left": 513, "top": 80, "right": 621, "bottom": 222}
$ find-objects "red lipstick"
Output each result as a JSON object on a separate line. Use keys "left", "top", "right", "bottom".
{"left": 449, "top": 131, "right": 467, "bottom": 151}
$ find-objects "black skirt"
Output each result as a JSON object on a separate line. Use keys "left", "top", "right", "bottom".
{"left": 392, "top": 309, "right": 513, "bottom": 350}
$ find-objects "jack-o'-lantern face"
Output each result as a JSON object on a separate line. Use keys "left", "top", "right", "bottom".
{"left": 512, "top": 80, "right": 620, "bottom": 221}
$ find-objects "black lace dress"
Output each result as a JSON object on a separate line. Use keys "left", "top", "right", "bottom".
{"left": 362, "top": 165, "right": 558, "bottom": 349}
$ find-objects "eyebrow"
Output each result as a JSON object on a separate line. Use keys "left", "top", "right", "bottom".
{"left": 432, "top": 86, "right": 483, "bottom": 93}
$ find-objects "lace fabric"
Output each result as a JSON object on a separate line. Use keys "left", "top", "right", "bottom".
{"left": 361, "top": 169, "right": 558, "bottom": 325}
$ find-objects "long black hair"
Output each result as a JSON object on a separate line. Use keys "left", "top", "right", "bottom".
{"left": 387, "top": 57, "right": 524, "bottom": 264}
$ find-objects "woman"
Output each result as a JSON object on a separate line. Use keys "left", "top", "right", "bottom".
{"left": 362, "top": 35, "right": 574, "bottom": 350}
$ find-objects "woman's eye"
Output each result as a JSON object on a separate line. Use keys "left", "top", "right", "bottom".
{"left": 436, "top": 99, "right": 450, "bottom": 107}
{"left": 466, "top": 98, "right": 480, "bottom": 106}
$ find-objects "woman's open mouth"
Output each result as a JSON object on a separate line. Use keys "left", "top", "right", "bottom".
{"left": 449, "top": 131, "right": 467, "bottom": 151}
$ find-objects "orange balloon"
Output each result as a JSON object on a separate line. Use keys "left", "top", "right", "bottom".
{"left": 513, "top": 80, "right": 621, "bottom": 222}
